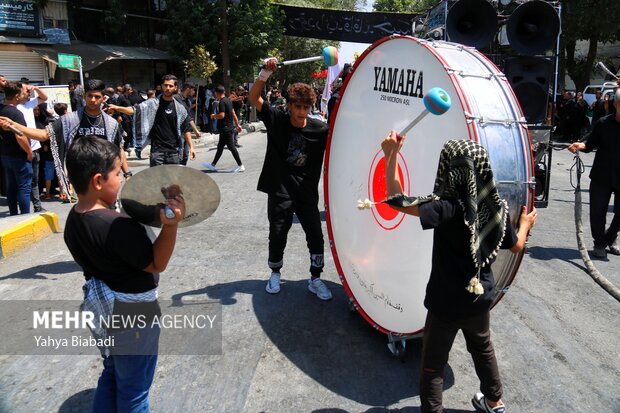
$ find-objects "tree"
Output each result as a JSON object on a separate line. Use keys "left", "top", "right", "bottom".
{"left": 184, "top": 45, "right": 218, "bottom": 81}
{"left": 167, "top": 0, "right": 284, "bottom": 88}
{"left": 561, "top": 0, "right": 620, "bottom": 92}
{"left": 373, "top": 0, "right": 439, "bottom": 13}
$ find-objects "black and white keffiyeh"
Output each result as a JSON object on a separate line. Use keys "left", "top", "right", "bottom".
{"left": 386, "top": 139, "right": 508, "bottom": 294}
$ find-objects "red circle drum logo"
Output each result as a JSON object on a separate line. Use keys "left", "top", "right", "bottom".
{"left": 368, "top": 150, "right": 410, "bottom": 230}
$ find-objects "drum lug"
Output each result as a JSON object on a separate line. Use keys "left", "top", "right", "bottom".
{"left": 527, "top": 179, "right": 537, "bottom": 191}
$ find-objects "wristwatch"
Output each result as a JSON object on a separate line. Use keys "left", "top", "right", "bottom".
{"left": 123, "top": 171, "right": 133, "bottom": 178}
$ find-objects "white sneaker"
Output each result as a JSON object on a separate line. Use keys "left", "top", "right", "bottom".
{"left": 265, "top": 272, "right": 281, "bottom": 294}
{"left": 232, "top": 165, "right": 245, "bottom": 173}
{"left": 203, "top": 162, "right": 217, "bottom": 172}
{"left": 308, "top": 278, "right": 332, "bottom": 301}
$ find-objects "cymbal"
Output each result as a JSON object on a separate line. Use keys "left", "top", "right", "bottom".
{"left": 120, "top": 165, "right": 220, "bottom": 228}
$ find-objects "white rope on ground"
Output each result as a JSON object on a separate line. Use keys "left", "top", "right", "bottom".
{"left": 571, "top": 151, "right": 620, "bottom": 302}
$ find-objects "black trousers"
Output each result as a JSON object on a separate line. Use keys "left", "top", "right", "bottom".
{"left": 150, "top": 151, "right": 180, "bottom": 167}
{"left": 30, "top": 150, "right": 41, "bottom": 210}
{"left": 589, "top": 179, "right": 620, "bottom": 248}
{"left": 420, "top": 311, "right": 502, "bottom": 413}
{"left": 212, "top": 130, "right": 242, "bottom": 166}
{"left": 267, "top": 193, "right": 324, "bottom": 276}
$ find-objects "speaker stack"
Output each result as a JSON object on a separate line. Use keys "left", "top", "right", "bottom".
{"left": 421, "top": 0, "right": 561, "bottom": 207}
{"left": 427, "top": 0, "right": 561, "bottom": 126}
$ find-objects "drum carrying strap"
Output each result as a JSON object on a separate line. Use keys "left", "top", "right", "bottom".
{"left": 385, "top": 139, "right": 508, "bottom": 296}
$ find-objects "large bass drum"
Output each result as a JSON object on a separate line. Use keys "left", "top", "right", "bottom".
{"left": 325, "top": 36, "right": 534, "bottom": 336}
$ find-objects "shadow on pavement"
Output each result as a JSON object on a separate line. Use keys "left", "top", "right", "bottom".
{"left": 312, "top": 408, "right": 471, "bottom": 413}
{"left": 172, "top": 279, "right": 457, "bottom": 407}
{"left": 58, "top": 388, "right": 94, "bottom": 413}
{"left": 0, "top": 261, "right": 80, "bottom": 281}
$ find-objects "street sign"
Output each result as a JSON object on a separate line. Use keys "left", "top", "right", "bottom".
{"left": 57, "top": 53, "right": 81, "bottom": 69}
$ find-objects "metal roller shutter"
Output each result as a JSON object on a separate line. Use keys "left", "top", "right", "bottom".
{"left": 0, "top": 51, "right": 47, "bottom": 83}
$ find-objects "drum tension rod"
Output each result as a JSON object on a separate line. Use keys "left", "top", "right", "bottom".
{"left": 465, "top": 114, "right": 527, "bottom": 127}
{"left": 446, "top": 68, "right": 505, "bottom": 81}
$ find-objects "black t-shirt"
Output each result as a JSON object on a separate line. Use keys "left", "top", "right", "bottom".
{"left": 583, "top": 114, "right": 620, "bottom": 189}
{"left": 257, "top": 101, "right": 329, "bottom": 201}
{"left": 64, "top": 207, "right": 156, "bottom": 294}
{"left": 49, "top": 112, "right": 123, "bottom": 149}
{"left": 150, "top": 97, "right": 179, "bottom": 153}
{"left": 218, "top": 97, "right": 235, "bottom": 133}
{"left": 0, "top": 104, "right": 28, "bottom": 158}
{"left": 78, "top": 112, "right": 107, "bottom": 138}
{"left": 419, "top": 199, "right": 518, "bottom": 319}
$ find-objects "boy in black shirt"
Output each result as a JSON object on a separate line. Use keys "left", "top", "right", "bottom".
{"left": 381, "top": 132, "right": 536, "bottom": 413}
{"left": 64, "top": 136, "right": 185, "bottom": 412}
{"left": 249, "top": 58, "right": 332, "bottom": 301}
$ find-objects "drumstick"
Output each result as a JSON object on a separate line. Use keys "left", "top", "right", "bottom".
{"left": 397, "top": 87, "right": 451, "bottom": 140}
{"left": 268, "top": 46, "right": 339, "bottom": 68}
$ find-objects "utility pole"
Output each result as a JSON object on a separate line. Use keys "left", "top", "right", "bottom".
{"left": 220, "top": 0, "right": 231, "bottom": 92}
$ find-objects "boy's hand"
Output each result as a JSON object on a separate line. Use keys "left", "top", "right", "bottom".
{"left": 160, "top": 195, "right": 186, "bottom": 227}
{"left": 381, "top": 130, "right": 404, "bottom": 159}
{"left": 519, "top": 205, "right": 537, "bottom": 232}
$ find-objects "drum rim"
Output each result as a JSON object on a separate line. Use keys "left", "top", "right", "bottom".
{"left": 324, "top": 35, "right": 534, "bottom": 335}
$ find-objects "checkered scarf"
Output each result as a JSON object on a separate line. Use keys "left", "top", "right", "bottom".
{"left": 132, "top": 97, "right": 189, "bottom": 152}
{"left": 387, "top": 139, "right": 508, "bottom": 269}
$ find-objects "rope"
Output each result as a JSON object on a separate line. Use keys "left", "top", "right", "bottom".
{"left": 569, "top": 149, "right": 620, "bottom": 302}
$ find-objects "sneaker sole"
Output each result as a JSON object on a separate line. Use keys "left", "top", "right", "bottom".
{"left": 308, "top": 287, "right": 333, "bottom": 301}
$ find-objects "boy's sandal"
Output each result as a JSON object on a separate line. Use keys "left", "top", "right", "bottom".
{"left": 472, "top": 392, "right": 506, "bottom": 413}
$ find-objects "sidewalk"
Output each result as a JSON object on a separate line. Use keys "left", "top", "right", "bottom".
{"left": 0, "top": 123, "right": 262, "bottom": 259}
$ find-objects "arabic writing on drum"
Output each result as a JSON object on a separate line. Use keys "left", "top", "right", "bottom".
{"left": 351, "top": 264, "right": 404, "bottom": 313}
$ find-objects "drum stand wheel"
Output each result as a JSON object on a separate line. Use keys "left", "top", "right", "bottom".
{"left": 387, "top": 332, "right": 422, "bottom": 362}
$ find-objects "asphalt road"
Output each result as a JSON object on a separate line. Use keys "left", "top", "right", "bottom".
{"left": 0, "top": 128, "right": 618, "bottom": 413}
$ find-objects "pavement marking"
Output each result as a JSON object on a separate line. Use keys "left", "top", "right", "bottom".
{"left": 0, "top": 212, "right": 60, "bottom": 259}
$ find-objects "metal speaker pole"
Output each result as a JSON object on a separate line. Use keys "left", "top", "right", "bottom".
{"left": 446, "top": 0, "right": 498, "bottom": 49}
{"left": 506, "top": 0, "right": 560, "bottom": 55}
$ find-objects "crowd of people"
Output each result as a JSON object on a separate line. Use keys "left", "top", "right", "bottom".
{"left": 555, "top": 88, "right": 617, "bottom": 142}
{"left": 0, "top": 62, "right": 618, "bottom": 413}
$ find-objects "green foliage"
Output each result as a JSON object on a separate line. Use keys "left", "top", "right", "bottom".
{"left": 270, "top": 37, "right": 336, "bottom": 88}
{"left": 373, "top": 0, "right": 439, "bottom": 13}
{"left": 184, "top": 45, "right": 218, "bottom": 80}
{"left": 102, "top": 0, "right": 127, "bottom": 34}
{"left": 167, "top": 0, "right": 284, "bottom": 86}
{"left": 561, "top": 0, "right": 620, "bottom": 91}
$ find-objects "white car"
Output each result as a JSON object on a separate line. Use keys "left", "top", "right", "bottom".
{"left": 583, "top": 81, "right": 617, "bottom": 106}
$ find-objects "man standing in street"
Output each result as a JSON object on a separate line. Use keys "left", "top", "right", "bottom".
{"left": 247, "top": 58, "right": 332, "bottom": 301}
{"left": 0, "top": 81, "right": 32, "bottom": 215}
{"left": 108, "top": 75, "right": 195, "bottom": 167}
{"left": 174, "top": 84, "right": 201, "bottom": 165}
{"left": 17, "top": 80, "right": 48, "bottom": 212}
{"left": 568, "top": 89, "right": 620, "bottom": 259}
{"left": 203, "top": 85, "right": 244, "bottom": 172}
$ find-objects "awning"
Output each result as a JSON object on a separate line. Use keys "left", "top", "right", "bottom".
{"left": 29, "top": 42, "right": 175, "bottom": 72}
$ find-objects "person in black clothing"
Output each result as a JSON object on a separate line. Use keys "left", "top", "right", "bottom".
{"left": 590, "top": 89, "right": 608, "bottom": 127}
{"left": 203, "top": 85, "right": 244, "bottom": 172}
{"left": 63, "top": 136, "right": 184, "bottom": 412}
{"left": 175, "top": 84, "right": 201, "bottom": 166}
{"left": 327, "top": 63, "right": 352, "bottom": 124}
{"left": 0, "top": 81, "right": 32, "bottom": 214}
{"left": 381, "top": 133, "right": 536, "bottom": 413}
{"left": 108, "top": 75, "right": 195, "bottom": 167}
{"left": 248, "top": 58, "right": 333, "bottom": 301}
{"left": 557, "top": 90, "right": 579, "bottom": 142}
{"left": 568, "top": 89, "right": 620, "bottom": 259}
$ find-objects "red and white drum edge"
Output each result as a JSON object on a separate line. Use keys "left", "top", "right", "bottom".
{"left": 325, "top": 36, "right": 534, "bottom": 336}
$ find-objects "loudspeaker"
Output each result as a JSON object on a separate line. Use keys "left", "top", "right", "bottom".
{"left": 503, "top": 57, "right": 552, "bottom": 124}
{"left": 446, "top": 0, "right": 498, "bottom": 49}
{"left": 506, "top": 0, "right": 560, "bottom": 55}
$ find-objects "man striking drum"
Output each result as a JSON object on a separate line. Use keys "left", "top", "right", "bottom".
{"left": 248, "top": 57, "right": 332, "bottom": 301}
{"left": 381, "top": 132, "right": 536, "bottom": 413}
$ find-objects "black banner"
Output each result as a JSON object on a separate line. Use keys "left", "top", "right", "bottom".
{"left": 280, "top": 5, "right": 419, "bottom": 43}
{"left": 0, "top": 0, "right": 39, "bottom": 37}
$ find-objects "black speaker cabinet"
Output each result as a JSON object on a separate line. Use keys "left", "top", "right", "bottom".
{"left": 504, "top": 56, "right": 552, "bottom": 124}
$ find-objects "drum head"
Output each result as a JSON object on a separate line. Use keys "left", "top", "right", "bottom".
{"left": 325, "top": 36, "right": 533, "bottom": 335}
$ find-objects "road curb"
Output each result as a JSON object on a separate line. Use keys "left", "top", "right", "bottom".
{"left": 0, "top": 212, "right": 60, "bottom": 259}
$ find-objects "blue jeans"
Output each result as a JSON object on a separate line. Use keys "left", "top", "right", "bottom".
{"left": 1, "top": 155, "right": 32, "bottom": 215}
{"left": 92, "top": 326, "right": 160, "bottom": 413}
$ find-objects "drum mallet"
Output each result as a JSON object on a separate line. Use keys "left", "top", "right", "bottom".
{"left": 397, "top": 87, "right": 451, "bottom": 141}
{"left": 357, "top": 87, "right": 452, "bottom": 210}
{"left": 275, "top": 46, "right": 339, "bottom": 67}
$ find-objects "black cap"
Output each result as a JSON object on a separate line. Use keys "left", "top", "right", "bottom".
{"left": 215, "top": 85, "right": 225, "bottom": 93}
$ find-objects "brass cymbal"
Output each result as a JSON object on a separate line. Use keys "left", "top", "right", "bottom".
{"left": 120, "top": 165, "right": 220, "bottom": 228}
